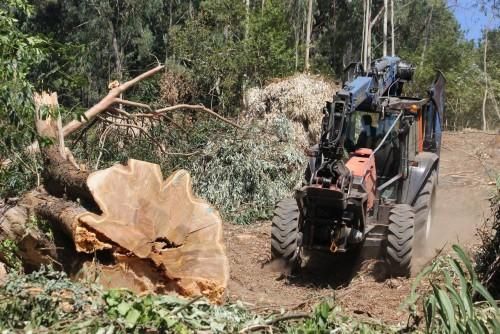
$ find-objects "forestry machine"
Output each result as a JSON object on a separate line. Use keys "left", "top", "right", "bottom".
{"left": 271, "top": 56, "right": 445, "bottom": 276}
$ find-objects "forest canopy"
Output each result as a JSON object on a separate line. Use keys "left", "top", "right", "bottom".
{"left": 0, "top": 0, "right": 499, "bottom": 201}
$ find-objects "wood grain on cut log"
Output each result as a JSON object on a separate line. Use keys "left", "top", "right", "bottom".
{"left": 77, "top": 160, "right": 229, "bottom": 303}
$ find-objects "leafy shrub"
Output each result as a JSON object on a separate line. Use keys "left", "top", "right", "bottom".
{"left": 0, "top": 267, "right": 400, "bottom": 333}
{"left": 187, "top": 123, "right": 305, "bottom": 224}
{"left": 475, "top": 181, "right": 500, "bottom": 299}
{"left": 0, "top": 267, "right": 258, "bottom": 333}
{"left": 407, "top": 245, "right": 500, "bottom": 333}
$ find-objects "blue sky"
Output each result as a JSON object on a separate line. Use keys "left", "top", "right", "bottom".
{"left": 449, "top": 0, "right": 500, "bottom": 41}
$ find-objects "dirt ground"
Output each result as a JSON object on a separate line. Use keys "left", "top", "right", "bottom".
{"left": 224, "top": 131, "right": 499, "bottom": 325}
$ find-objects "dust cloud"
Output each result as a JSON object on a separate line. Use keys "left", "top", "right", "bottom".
{"left": 412, "top": 131, "right": 498, "bottom": 271}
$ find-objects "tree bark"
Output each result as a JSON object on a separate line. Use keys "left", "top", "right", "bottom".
{"left": 391, "top": 0, "right": 395, "bottom": 56}
{"left": 305, "top": 0, "right": 313, "bottom": 72}
{"left": 245, "top": 0, "right": 250, "bottom": 40}
{"left": 367, "top": 0, "right": 371, "bottom": 65}
{"left": 111, "top": 28, "right": 123, "bottom": 81}
{"left": 62, "top": 65, "right": 164, "bottom": 137}
{"left": 361, "top": 0, "right": 366, "bottom": 65}
{"left": 40, "top": 145, "right": 94, "bottom": 207}
{"left": 482, "top": 30, "right": 489, "bottom": 131}
{"left": 33, "top": 92, "right": 94, "bottom": 207}
{"left": 383, "top": 0, "right": 388, "bottom": 56}
{"left": 0, "top": 198, "right": 57, "bottom": 270}
{"left": 420, "top": 3, "right": 434, "bottom": 69}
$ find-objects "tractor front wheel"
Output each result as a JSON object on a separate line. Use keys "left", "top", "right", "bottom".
{"left": 271, "top": 198, "right": 300, "bottom": 269}
{"left": 414, "top": 171, "right": 437, "bottom": 246}
{"left": 385, "top": 204, "right": 415, "bottom": 277}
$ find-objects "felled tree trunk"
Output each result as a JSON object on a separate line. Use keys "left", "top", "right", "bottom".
{"left": 33, "top": 92, "right": 95, "bottom": 207}
{"left": 14, "top": 91, "right": 230, "bottom": 303}
{"left": 0, "top": 196, "right": 58, "bottom": 271}
{"left": 40, "top": 146, "right": 95, "bottom": 207}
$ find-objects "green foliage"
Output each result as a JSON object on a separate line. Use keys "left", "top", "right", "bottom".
{"left": 245, "top": 0, "right": 296, "bottom": 85}
{"left": 169, "top": 0, "right": 246, "bottom": 112}
{"left": 0, "top": 0, "right": 46, "bottom": 197}
{"left": 170, "top": 0, "right": 298, "bottom": 113}
{"left": 284, "top": 301, "right": 401, "bottom": 333}
{"left": 395, "top": 0, "right": 500, "bottom": 130}
{"left": 0, "top": 267, "right": 403, "bottom": 333}
{"left": 0, "top": 267, "right": 105, "bottom": 331}
{"left": 407, "top": 245, "right": 500, "bottom": 333}
{"left": 475, "top": 183, "right": 500, "bottom": 299}
{"left": 187, "top": 122, "right": 305, "bottom": 224}
{"left": 1, "top": 247, "right": 498, "bottom": 333}
{"left": 0, "top": 239, "right": 21, "bottom": 271}
{"left": 0, "top": 266, "right": 259, "bottom": 333}
{"left": 103, "top": 289, "right": 255, "bottom": 332}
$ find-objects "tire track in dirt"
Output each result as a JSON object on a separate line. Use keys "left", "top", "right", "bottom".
{"left": 224, "top": 131, "right": 499, "bottom": 324}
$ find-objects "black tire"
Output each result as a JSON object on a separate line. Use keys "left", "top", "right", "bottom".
{"left": 385, "top": 204, "right": 415, "bottom": 277}
{"left": 413, "top": 171, "right": 437, "bottom": 245}
{"left": 271, "top": 198, "right": 300, "bottom": 266}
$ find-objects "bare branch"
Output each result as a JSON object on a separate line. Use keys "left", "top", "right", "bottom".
{"left": 98, "top": 115, "right": 165, "bottom": 152}
{"left": 370, "top": 4, "right": 385, "bottom": 29}
{"left": 98, "top": 115, "right": 200, "bottom": 157}
{"left": 155, "top": 104, "right": 243, "bottom": 129}
{"left": 109, "top": 107, "right": 134, "bottom": 118}
{"left": 62, "top": 65, "right": 164, "bottom": 137}
{"left": 113, "top": 98, "right": 152, "bottom": 111}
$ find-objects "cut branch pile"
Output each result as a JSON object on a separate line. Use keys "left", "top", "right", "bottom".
{"left": 1, "top": 66, "right": 232, "bottom": 303}
{"left": 244, "top": 74, "right": 338, "bottom": 147}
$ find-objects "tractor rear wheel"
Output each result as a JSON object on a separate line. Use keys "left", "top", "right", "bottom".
{"left": 414, "top": 171, "right": 437, "bottom": 245}
{"left": 271, "top": 198, "right": 300, "bottom": 268}
{"left": 385, "top": 204, "right": 415, "bottom": 277}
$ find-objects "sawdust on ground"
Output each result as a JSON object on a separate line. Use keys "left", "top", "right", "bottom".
{"left": 224, "top": 130, "right": 499, "bottom": 325}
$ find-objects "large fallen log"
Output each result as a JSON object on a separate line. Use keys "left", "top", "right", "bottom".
{"left": 5, "top": 91, "right": 231, "bottom": 303}
{"left": 16, "top": 163, "right": 230, "bottom": 303}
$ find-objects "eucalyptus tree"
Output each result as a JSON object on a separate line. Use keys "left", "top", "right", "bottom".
{"left": 0, "top": 0, "right": 47, "bottom": 196}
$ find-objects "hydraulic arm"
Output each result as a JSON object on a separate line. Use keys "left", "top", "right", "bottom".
{"left": 314, "top": 56, "right": 414, "bottom": 188}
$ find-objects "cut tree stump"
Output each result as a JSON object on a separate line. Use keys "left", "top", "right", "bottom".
{"left": 77, "top": 161, "right": 229, "bottom": 303}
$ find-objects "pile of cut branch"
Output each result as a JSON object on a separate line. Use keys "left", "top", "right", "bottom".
{"left": 0, "top": 66, "right": 239, "bottom": 303}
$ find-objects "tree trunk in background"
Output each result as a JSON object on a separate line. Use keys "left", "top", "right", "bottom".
{"left": 391, "top": 0, "right": 395, "bottom": 56}
{"left": 420, "top": 4, "right": 434, "bottom": 69}
{"left": 482, "top": 30, "right": 489, "bottom": 131}
{"left": 367, "top": 0, "right": 371, "bottom": 65}
{"left": 305, "top": 0, "right": 313, "bottom": 72}
{"left": 331, "top": 0, "right": 337, "bottom": 70}
{"left": 295, "top": 32, "right": 300, "bottom": 70}
{"left": 165, "top": 0, "right": 173, "bottom": 64}
{"left": 245, "top": 0, "right": 250, "bottom": 40}
{"left": 383, "top": 0, "right": 388, "bottom": 56}
{"left": 189, "top": 1, "right": 194, "bottom": 19}
{"left": 111, "top": 24, "right": 123, "bottom": 81}
{"left": 361, "top": 0, "right": 366, "bottom": 65}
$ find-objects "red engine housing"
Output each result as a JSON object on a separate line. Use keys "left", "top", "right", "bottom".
{"left": 345, "top": 148, "right": 377, "bottom": 209}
